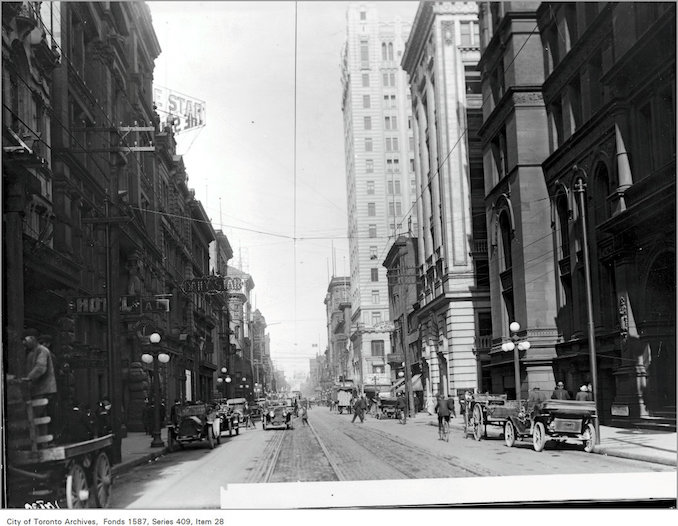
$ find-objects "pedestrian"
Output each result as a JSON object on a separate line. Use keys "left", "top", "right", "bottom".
{"left": 575, "top": 385, "right": 589, "bottom": 401}
{"left": 551, "top": 381, "right": 571, "bottom": 400}
{"left": 586, "top": 383, "right": 594, "bottom": 401}
{"left": 351, "top": 395, "right": 367, "bottom": 423}
{"left": 434, "top": 393, "right": 454, "bottom": 439}
{"left": 22, "top": 329, "right": 57, "bottom": 443}
{"left": 396, "top": 391, "right": 407, "bottom": 423}
{"left": 300, "top": 405, "right": 308, "bottom": 426}
{"left": 142, "top": 397, "right": 152, "bottom": 434}
{"left": 527, "top": 386, "right": 547, "bottom": 417}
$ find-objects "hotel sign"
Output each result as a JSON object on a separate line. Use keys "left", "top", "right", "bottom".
{"left": 69, "top": 295, "right": 170, "bottom": 315}
{"left": 181, "top": 276, "right": 246, "bottom": 296}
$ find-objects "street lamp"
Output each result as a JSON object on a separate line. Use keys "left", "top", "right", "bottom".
{"left": 501, "top": 322, "right": 531, "bottom": 404}
{"left": 141, "top": 332, "right": 170, "bottom": 448}
{"left": 216, "top": 367, "right": 231, "bottom": 399}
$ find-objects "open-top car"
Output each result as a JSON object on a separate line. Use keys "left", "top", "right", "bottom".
{"left": 167, "top": 401, "right": 221, "bottom": 452}
{"left": 262, "top": 400, "right": 292, "bottom": 430}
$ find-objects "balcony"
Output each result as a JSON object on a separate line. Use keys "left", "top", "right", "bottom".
{"left": 470, "top": 238, "right": 488, "bottom": 256}
{"left": 474, "top": 335, "right": 492, "bottom": 351}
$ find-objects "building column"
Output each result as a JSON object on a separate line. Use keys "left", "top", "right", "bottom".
{"left": 611, "top": 108, "right": 634, "bottom": 215}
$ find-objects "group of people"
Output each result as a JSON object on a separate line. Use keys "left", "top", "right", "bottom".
{"left": 551, "top": 381, "right": 594, "bottom": 401}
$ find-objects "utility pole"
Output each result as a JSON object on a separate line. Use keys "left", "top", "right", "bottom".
{"left": 574, "top": 174, "right": 600, "bottom": 444}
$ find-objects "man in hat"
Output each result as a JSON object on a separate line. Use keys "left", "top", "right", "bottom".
{"left": 551, "top": 381, "right": 571, "bottom": 400}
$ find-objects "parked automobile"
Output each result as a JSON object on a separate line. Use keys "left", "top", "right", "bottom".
{"left": 167, "top": 401, "right": 221, "bottom": 451}
{"left": 262, "top": 400, "right": 292, "bottom": 430}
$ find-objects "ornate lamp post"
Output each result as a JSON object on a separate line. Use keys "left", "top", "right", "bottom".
{"left": 216, "top": 367, "right": 231, "bottom": 399}
{"left": 141, "top": 332, "right": 170, "bottom": 448}
{"left": 501, "top": 322, "right": 531, "bottom": 404}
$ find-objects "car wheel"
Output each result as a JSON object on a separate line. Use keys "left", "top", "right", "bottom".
{"left": 583, "top": 422, "right": 596, "bottom": 453}
{"left": 533, "top": 422, "right": 546, "bottom": 452}
{"left": 504, "top": 420, "right": 516, "bottom": 448}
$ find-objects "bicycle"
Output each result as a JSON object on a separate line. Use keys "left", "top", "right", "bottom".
{"left": 438, "top": 417, "right": 450, "bottom": 441}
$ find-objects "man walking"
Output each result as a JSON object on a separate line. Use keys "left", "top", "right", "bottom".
{"left": 22, "top": 329, "right": 57, "bottom": 443}
{"left": 351, "top": 395, "right": 367, "bottom": 423}
{"left": 396, "top": 391, "right": 407, "bottom": 423}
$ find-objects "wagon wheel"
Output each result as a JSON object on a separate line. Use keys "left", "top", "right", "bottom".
{"left": 65, "top": 462, "right": 90, "bottom": 509}
{"left": 533, "top": 421, "right": 546, "bottom": 452}
{"left": 504, "top": 420, "right": 516, "bottom": 448}
{"left": 583, "top": 422, "right": 596, "bottom": 453}
{"left": 472, "top": 404, "right": 484, "bottom": 441}
{"left": 91, "top": 452, "right": 112, "bottom": 508}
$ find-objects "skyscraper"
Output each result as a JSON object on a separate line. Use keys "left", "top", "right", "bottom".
{"left": 341, "top": 3, "right": 416, "bottom": 390}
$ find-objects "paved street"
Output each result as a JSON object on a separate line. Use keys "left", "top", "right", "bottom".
{"left": 110, "top": 407, "right": 673, "bottom": 508}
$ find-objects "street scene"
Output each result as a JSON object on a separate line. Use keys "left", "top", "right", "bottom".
{"left": 2, "top": 0, "right": 676, "bottom": 510}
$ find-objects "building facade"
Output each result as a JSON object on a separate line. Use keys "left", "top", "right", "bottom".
{"left": 476, "top": 1, "right": 558, "bottom": 400}
{"left": 536, "top": 2, "right": 675, "bottom": 426}
{"left": 341, "top": 3, "right": 416, "bottom": 392}
{"left": 324, "top": 276, "right": 352, "bottom": 383}
{"left": 402, "top": 1, "right": 490, "bottom": 408}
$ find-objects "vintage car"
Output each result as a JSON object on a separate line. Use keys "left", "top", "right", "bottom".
{"left": 214, "top": 400, "right": 240, "bottom": 437}
{"left": 262, "top": 400, "right": 292, "bottom": 430}
{"left": 503, "top": 399, "right": 598, "bottom": 453}
{"left": 167, "top": 401, "right": 221, "bottom": 451}
{"left": 225, "top": 398, "right": 248, "bottom": 424}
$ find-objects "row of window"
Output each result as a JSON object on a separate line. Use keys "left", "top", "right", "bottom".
{"left": 363, "top": 115, "right": 399, "bottom": 130}
{"left": 362, "top": 94, "right": 398, "bottom": 109}
{"left": 365, "top": 158, "right": 415, "bottom": 174}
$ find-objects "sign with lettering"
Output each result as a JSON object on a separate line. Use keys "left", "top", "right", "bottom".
{"left": 153, "top": 85, "right": 206, "bottom": 134}
{"left": 69, "top": 295, "right": 170, "bottom": 315}
{"left": 181, "top": 276, "right": 245, "bottom": 296}
{"left": 611, "top": 404, "right": 630, "bottom": 417}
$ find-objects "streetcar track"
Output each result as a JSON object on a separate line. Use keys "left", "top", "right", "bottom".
{"left": 307, "top": 419, "right": 345, "bottom": 481}
{"left": 261, "top": 429, "right": 286, "bottom": 483}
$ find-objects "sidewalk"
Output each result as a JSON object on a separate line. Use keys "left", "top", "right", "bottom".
{"left": 112, "top": 414, "right": 676, "bottom": 478}
{"left": 416, "top": 412, "right": 676, "bottom": 467}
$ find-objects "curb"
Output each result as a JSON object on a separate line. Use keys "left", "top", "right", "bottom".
{"left": 594, "top": 447, "right": 676, "bottom": 467}
{"left": 112, "top": 448, "right": 167, "bottom": 477}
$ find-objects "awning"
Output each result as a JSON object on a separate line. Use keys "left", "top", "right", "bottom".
{"left": 391, "top": 374, "right": 423, "bottom": 392}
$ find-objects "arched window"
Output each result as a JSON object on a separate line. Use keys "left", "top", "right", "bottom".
{"left": 555, "top": 192, "right": 570, "bottom": 260}
{"left": 498, "top": 210, "right": 512, "bottom": 270}
{"left": 381, "top": 43, "right": 387, "bottom": 61}
{"left": 592, "top": 163, "right": 610, "bottom": 226}
{"left": 388, "top": 42, "right": 394, "bottom": 61}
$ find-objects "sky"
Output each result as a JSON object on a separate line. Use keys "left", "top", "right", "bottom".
{"left": 148, "top": 1, "right": 419, "bottom": 382}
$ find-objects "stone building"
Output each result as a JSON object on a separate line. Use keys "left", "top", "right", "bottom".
{"left": 402, "top": 1, "right": 490, "bottom": 408}
{"left": 324, "top": 276, "right": 352, "bottom": 383}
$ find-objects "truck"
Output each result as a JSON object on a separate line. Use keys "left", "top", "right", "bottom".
{"left": 335, "top": 386, "right": 354, "bottom": 414}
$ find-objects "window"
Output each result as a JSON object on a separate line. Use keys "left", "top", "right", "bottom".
{"left": 387, "top": 180, "right": 393, "bottom": 193}
{"left": 386, "top": 138, "right": 392, "bottom": 152}
{"left": 371, "top": 268, "right": 379, "bottom": 281}
{"left": 499, "top": 211, "right": 513, "bottom": 270}
{"left": 392, "top": 116, "right": 397, "bottom": 130}
{"left": 364, "top": 116, "right": 372, "bottom": 130}
{"left": 396, "top": 201, "right": 402, "bottom": 215}
{"left": 362, "top": 73, "right": 370, "bottom": 87}
{"left": 371, "top": 290, "right": 380, "bottom": 304}
{"left": 390, "top": 73, "right": 395, "bottom": 86}
{"left": 367, "top": 180, "right": 375, "bottom": 194}
{"left": 368, "top": 202, "right": 376, "bottom": 216}
{"left": 360, "top": 41, "right": 369, "bottom": 63}
{"left": 365, "top": 137, "right": 373, "bottom": 151}
{"left": 369, "top": 224, "right": 377, "bottom": 238}
{"left": 410, "top": 159, "right": 415, "bottom": 172}
{"left": 372, "top": 365, "right": 385, "bottom": 373}
{"left": 460, "top": 21, "right": 479, "bottom": 46}
{"left": 371, "top": 311, "right": 382, "bottom": 325}
{"left": 382, "top": 73, "right": 389, "bottom": 86}
{"left": 393, "top": 159, "right": 400, "bottom": 173}
{"left": 386, "top": 160, "right": 393, "bottom": 173}
{"left": 388, "top": 202, "right": 395, "bottom": 216}
{"left": 366, "top": 160, "right": 374, "bottom": 173}
{"left": 385, "top": 116, "right": 392, "bottom": 130}
{"left": 371, "top": 340, "right": 385, "bottom": 357}
{"left": 363, "top": 95, "right": 371, "bottom": 108}
{"left": 370, "top": 246, "right": 378, "bottom": 259}
{"left": 388, "top": 42, "right": 394, "bottom": 61}
{"left": 381, "top": 42, "right": 388, "bottom": 61}
{"left": 360, "top": 10, "right": 366, "bottom": 21}
{"left": 392, "top": 137, "right": 399, "bottom": 151}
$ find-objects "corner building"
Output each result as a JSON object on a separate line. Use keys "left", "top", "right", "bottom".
{"left": 402, "top": 2, "right": 490, "bottom": 407}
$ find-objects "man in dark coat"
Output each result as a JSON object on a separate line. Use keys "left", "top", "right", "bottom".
{"left": 551, "top": 381, "right": 571, "bottom": 400}
{"left": 351, "top": 395, "right": 367, "bottom": 423}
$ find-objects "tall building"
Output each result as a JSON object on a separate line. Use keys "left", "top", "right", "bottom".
{"left": 324, "top": 276, "right": 351, "bottom": 382}
{"left": 341, "top": 3, "right": 416, "bottom": 392}
{"left": 476, "top": 1, "right": 557, "bottom": 400}
{"left": 402, "top": 2, "right": 490, "bottom": 407}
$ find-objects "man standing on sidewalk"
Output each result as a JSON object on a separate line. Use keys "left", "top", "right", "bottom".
{"left": 351, "top": 395, "right": 367, "bottom": 423}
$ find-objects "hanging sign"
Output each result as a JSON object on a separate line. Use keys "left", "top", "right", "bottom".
{"left": 153, "top": 85, "right": 206, "bottom": 134}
